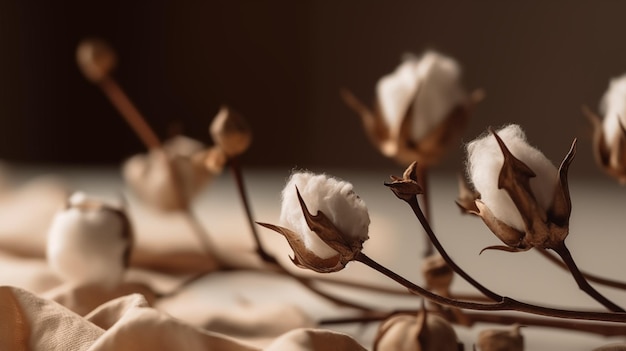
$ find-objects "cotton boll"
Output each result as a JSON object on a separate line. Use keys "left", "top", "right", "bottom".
{"left": 466, "top": 125, "right": 557, "bottom": 231}
{"left": 46, "top": 192, "right": 132, "bottom": 290}
{"left": 600, "top": 73, "right": 626, "bottom": 147}
{"left": 279, "top": 172, "right": 370, "bottom": 259}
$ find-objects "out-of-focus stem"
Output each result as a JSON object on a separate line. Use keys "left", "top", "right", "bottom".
{"left": 97, "top": 75, "right": 216, "bottom": 257}
{"left": 229, "top": 156, "right": 277, "bottom": 264}
{"left": 537, "top": 248, "right": 626, "bottom": 290}
{"left": 99, "top": 77, "right": 161, "bottom": 150}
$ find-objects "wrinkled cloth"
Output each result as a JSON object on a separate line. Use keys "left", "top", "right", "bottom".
{"left": 0, "top": 287, "right": 366, "bottom": 351}
{"left": 0, "top": 173, "right": 370, "bottom": 350}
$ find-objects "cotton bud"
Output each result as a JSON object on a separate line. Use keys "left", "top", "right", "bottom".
{"left": 374, "top": 310, "right": 460, "bottom": 351}
{"left": 46, "top": 192, "right": 132, "bottom": 290}
{"left": 209, "top": 106, "right": 252, "bottom": 158}
{"left": 76, "top": 38, "right": 117, "bottom": 83}
{"left": 343, "top": 50, "right": 482, "bottom": 167}
{"left": 421, "top": 253, "right": 453, "bottom": 295}
{"left": 476, "top": 325, "right": 524, "bottom": 351}
{"left": 258, "top": 172, "right": 370, "bottom": 273}
{"left": 586, "top": 74, "right": 626, "bottom": 183}
{"left": 123, "top": 135, "right": 220, "bottom": 211}
{"left": 460, "top": 125, "right": 576, "bottom": 251}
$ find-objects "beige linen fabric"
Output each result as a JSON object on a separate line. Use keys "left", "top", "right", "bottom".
{"left": 0, "top": 287, "right": 365, "bottom": 351}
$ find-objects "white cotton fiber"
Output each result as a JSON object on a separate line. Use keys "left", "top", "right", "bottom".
{"left": 466, "top": 125, "right": 557, "bottom": 231}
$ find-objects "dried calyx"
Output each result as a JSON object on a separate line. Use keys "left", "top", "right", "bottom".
{"left": 258, "top": 172, "right": 369, "bottom": 273}
{"left": 343, "top": 50, "right": 483, "bottom": 167}
{"left": 459, "top": 125, "right": 576, "bottom": 252}
{"left": 76, "top": 38, "right": 117, "bottom": 83}
{"left": 210, "top": 106, "right": 252, "bottom": 158}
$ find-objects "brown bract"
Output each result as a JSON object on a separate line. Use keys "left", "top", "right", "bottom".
{"left": 257, "top": 188, "right": 364, "bottom": 273}
{"left": 457, "top": 129, "right": 577, "bottom": 252}
{"left": 342, "top": 89, "right": 483, "bottom": 167}
{"left": 584, "top": 106, "right": 626, "bottom": 184}
{"left": 384, "top": 161, "right": 423, "bottom": 201}
{"left": 76, "top": 38, "right": 117, "bottom": 83}
{"left": 210, "top": 106, "right": 252, "bottom": 158}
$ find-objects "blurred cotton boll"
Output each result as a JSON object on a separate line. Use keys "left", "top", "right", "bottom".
{"left": 466, "top": 125, "right": 557, "bottom": 232}
{"left": 123, "top": 135, "right": 223, "bottom": 211}
{"left": 377, "top": 50, "right": 465, "bottom": 142}
{"left": 279, "top": 172, "right": 370, "bottom": 260}
{"left": 600, "top": 73, "right": 626, "bottom": 148}
{"left": 588, "top": 73, "right": 626, "bottom": 183}
{"left": 344, "top": 50, "right": 475, "bottom": 167}
{"left": 46, "top": 192, "right": 132, "bottom": 290}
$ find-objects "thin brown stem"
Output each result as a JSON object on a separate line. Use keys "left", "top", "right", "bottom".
{"left": 405, "top": 196, "right": 502, "bottom": 301}
{"left": 229, "top": 157, "right": 277, "bottom": 263}
{"left": 320, "top": 310, "right": 626, "bottom": 337}
{"left": 356, "top": 251, "right": 626, "bottom": 323}
{"left": 98, "top": 76, "right": 216, "bottom": 257}
{"left": 537, "top": 248, "right": 626, "bottom": 290}
{"left": 552, "top": 242, "right": 625, "bottom": 312}
{"left": 99, "top": 77, "right": 161, "bottom": 150}
{"left": 415, "top": 164, "right": 434, "bottom": 257}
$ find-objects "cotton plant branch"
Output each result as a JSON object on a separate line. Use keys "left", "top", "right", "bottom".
{"left": 76, "top": 39, "right": 218, "bottom": 258}
{"left": 354, "top": 251, "right": 626, "bottom": 323}
{"left": 319, "top": 308, "right": 626, "bottom": 337}
{"left": 386, "top": 162, "right": 502, "bottom": 302}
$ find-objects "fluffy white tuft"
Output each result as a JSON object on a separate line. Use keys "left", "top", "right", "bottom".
{"left": 600, "top": 73, "right": 626, "bottom": 146}
{"left": 466, "top": 125, "right": 557, "bottom": 231}
{"left": 279, "top": 172, "right": 370, "bottom": 259}
{"left": 376, "top": 51, "right": 465, "bottom": 142}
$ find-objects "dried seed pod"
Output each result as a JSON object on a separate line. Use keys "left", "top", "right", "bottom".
{"left": 343, "top": 50, "right": 482, "bottom": 167}
{"left": 123, "top": 135, "right": 219, "bottom": 211}
{"left": 258, "top": 172, "right": 369, "bottom": 273}
{"left": 374, "top": 309, "right": 460, "bottom": 351}
{"left": 209, "top": 106, "right": 252, "bottom": 158}
{"left": 76, "top": 38, "right": 117, "bottom": 83}
{"left": 461, "top": 125, "right": 576, "bottom": 252}
{"left": 476, "top": 325, "right": 523, "bottom": 351}
{"left": 421, "top": 253, "right": 453, "bottom": 295}
{"left": 46, "top": 192, "right": 133, "bottom": 290}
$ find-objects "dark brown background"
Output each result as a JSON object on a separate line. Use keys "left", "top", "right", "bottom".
{"left": 1, "top": 1, "right": 625, "bottom": 175}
